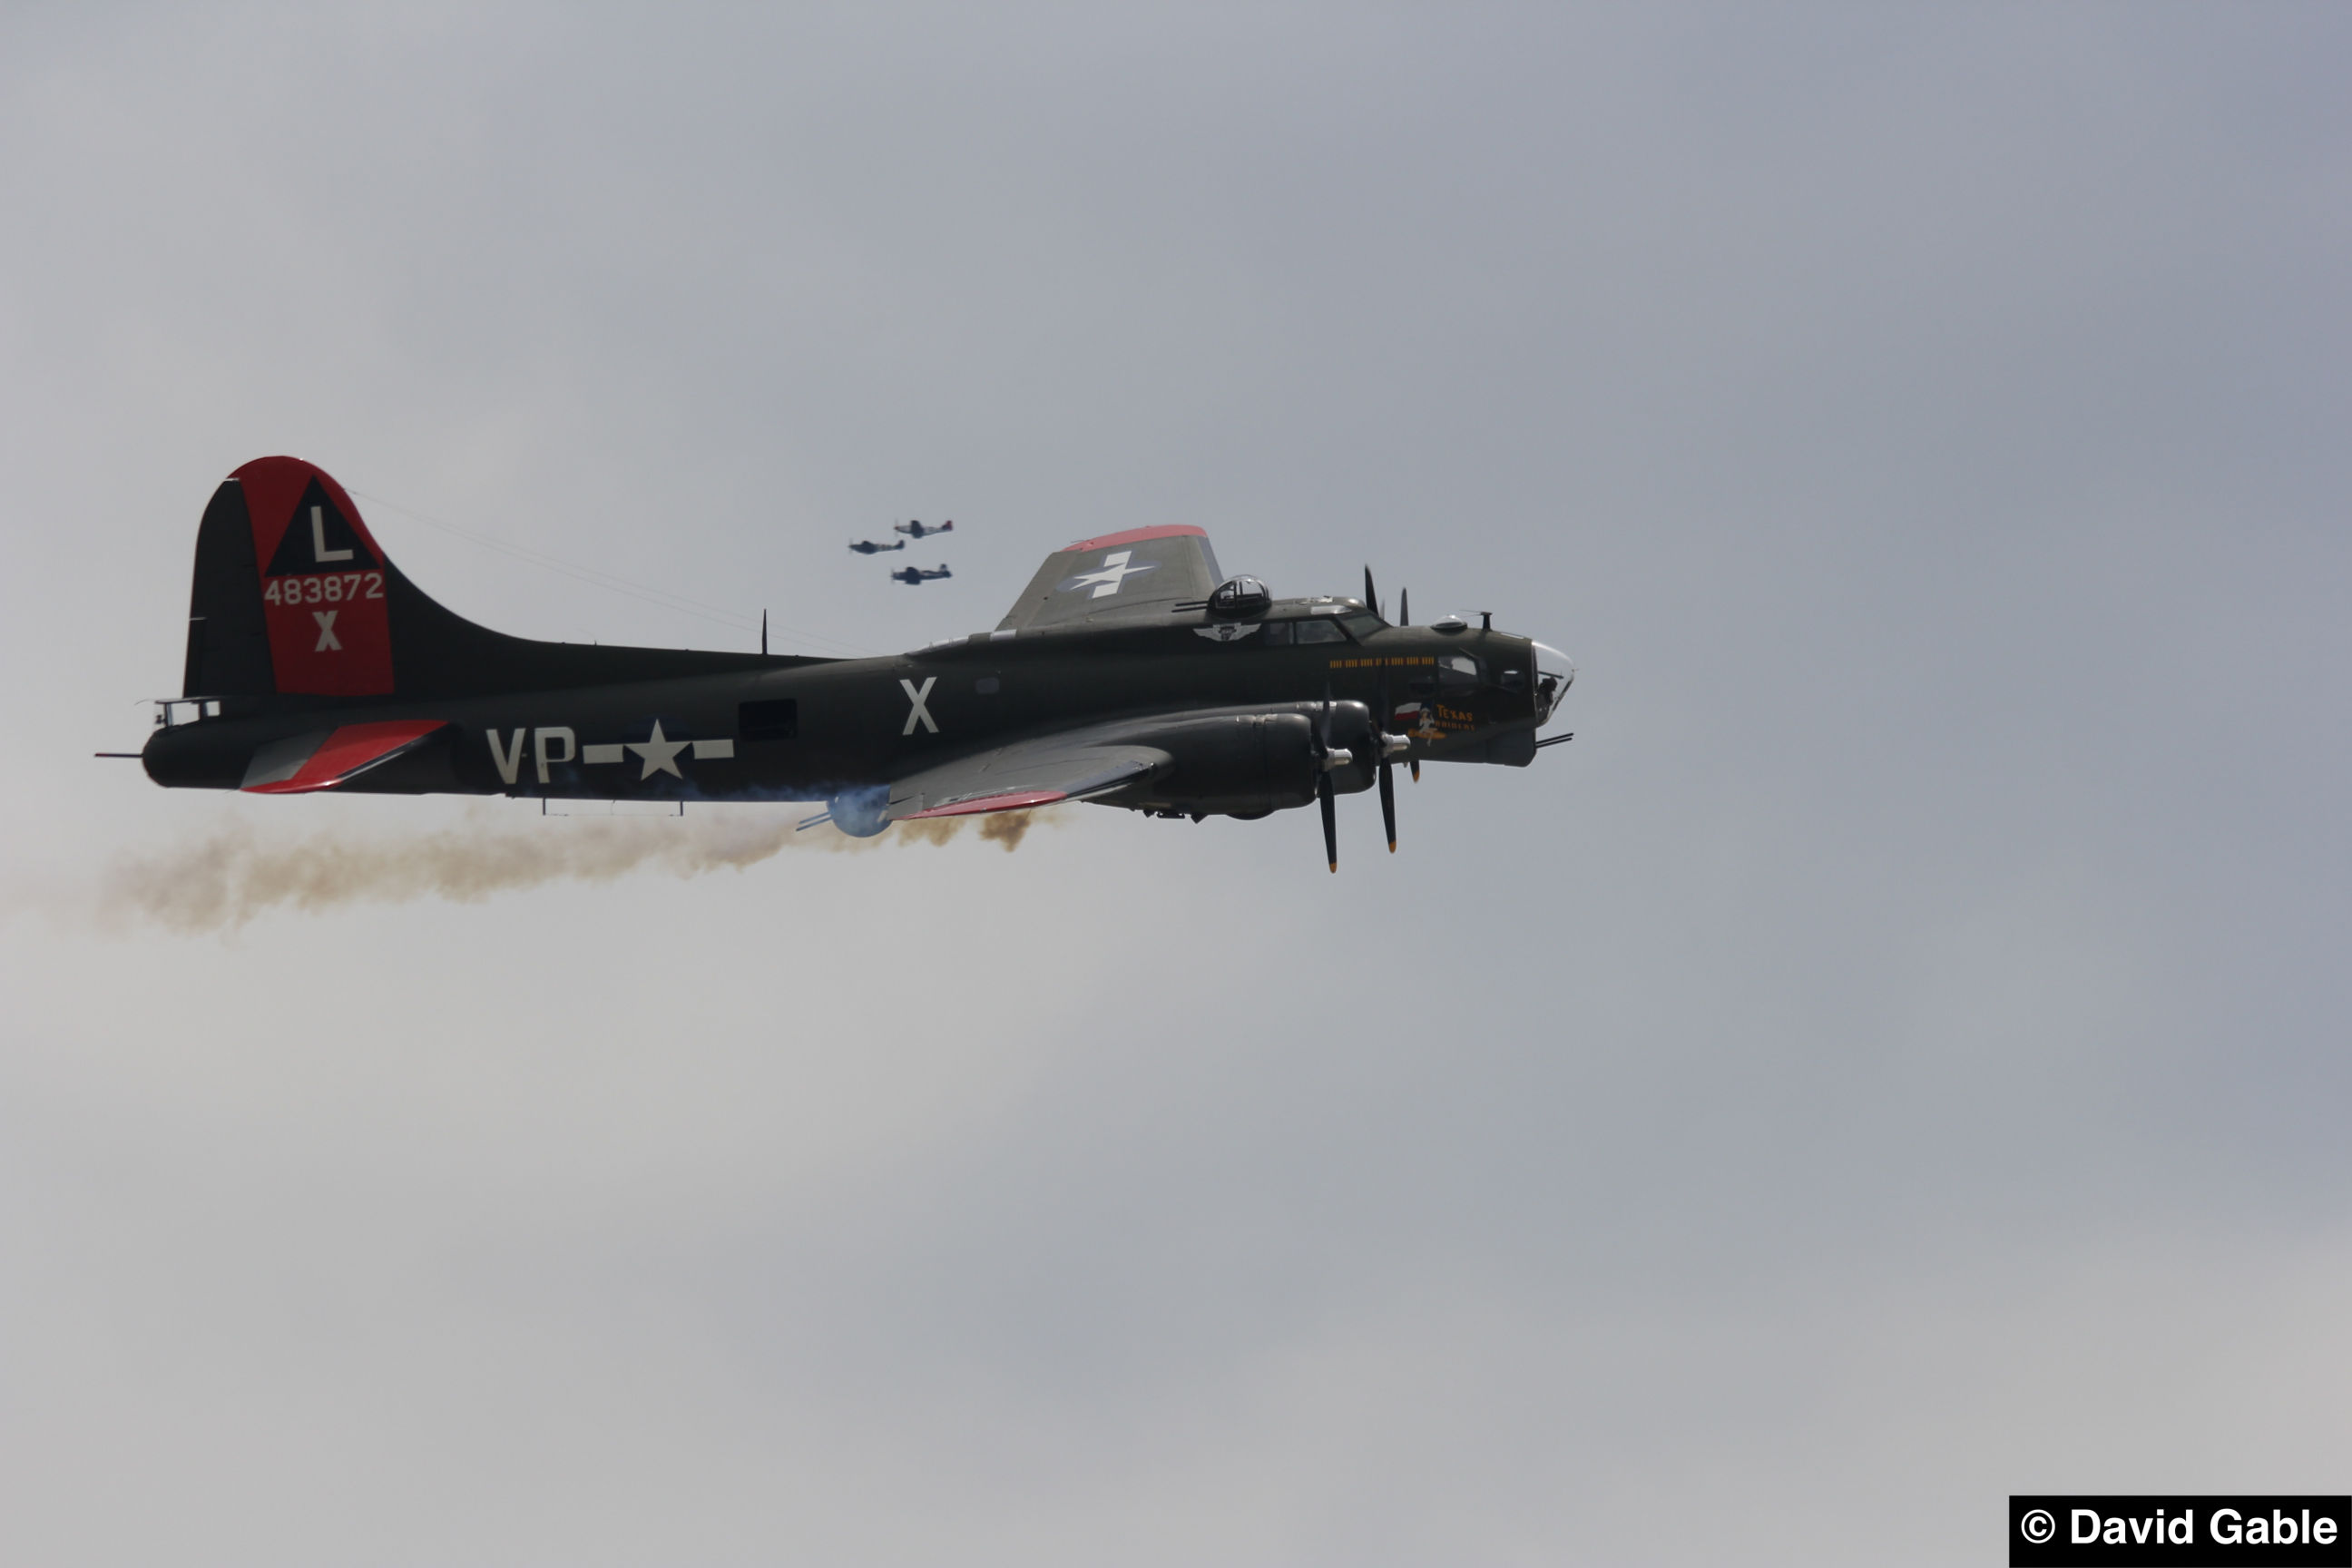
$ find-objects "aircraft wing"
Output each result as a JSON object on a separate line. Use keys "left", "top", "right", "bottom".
{"left": 995, "top": 525, "right": 1224, "bottom": 633}
{"left": 884, "top": 736, "right": 1169, "bottom": 820}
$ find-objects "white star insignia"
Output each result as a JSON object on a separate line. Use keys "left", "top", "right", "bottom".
{"left": 626, "top": 718, "right": 690, "bottom": 779}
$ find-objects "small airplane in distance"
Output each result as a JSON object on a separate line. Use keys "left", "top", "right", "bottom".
{"left": 891, "top": 564, "right": 953, "bottom": 585}
{"left": 848, "top": 538, "right": 907, "bottom": 554}
{"left": 895, "top": 518, "right": 955, "bottom": 539}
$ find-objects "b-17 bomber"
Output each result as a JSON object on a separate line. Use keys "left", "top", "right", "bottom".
{"left": 141, "top": 456, "right": 1573, "bottom": 869}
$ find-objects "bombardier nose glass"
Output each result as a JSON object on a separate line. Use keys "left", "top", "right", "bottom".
{"left": 1532, "top": 642, "right": 1576, "bottom": 721}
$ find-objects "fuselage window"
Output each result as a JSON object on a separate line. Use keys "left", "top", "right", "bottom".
{"left": 1259, "top": 621, "right": 1296, "bottom": 647}
{"left": 1294, "top": 619, "right": 1348, "bottom": 645}
{"left": 1436, "top": 652, "right": 1481, "bottom": 688}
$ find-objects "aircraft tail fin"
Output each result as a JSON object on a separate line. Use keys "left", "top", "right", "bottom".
{"left": 181, "top": 456, "right": 784, "bottom": 705}
{"left": 183, "top": 457, "right": 397, "bottom": 701}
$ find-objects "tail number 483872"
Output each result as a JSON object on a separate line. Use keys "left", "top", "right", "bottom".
{"left": 265, "top": 572, "right": 384, "bottom": 606}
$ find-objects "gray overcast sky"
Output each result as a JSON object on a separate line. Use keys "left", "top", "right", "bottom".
{"left": 3, "top": 5, "right": 2348, "bottom": 1563}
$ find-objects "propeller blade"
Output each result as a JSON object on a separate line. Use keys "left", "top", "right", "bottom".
{"left": 1375, "top": 659, "right": 1397, "bottom": 854}
{"left": 1319, "top": 773, "right": 1338, "bottom": 872}
{"left": 1398, "top": 587, "right": 1408, "bottom": 626}
{"left": 1363, "top": 565, "right": 1379, "bottom": 620}
{"left": 1378, "top": 758, "right": 1396, "bottom": 851}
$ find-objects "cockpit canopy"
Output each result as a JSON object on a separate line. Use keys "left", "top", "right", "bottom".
{"left": 1208, "top": 575, "right": 1272, "bottom": 618}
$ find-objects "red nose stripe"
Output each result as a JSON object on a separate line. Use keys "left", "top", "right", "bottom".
{"left": 903, "top": 789, "right": 1067, "bottom": 819}
{"left": 243, "top": 720, "right": 447, "bottom": 794}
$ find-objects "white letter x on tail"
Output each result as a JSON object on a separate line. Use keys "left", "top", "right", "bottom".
{"left": 312, "top": 610, "right": 342, "bottom": 651}
{"left": 900, "top": 676, "right": 938, "bottom": 735}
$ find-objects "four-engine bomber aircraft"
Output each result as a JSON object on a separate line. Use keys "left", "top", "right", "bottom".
{"left": 143, "top": 456, "right": 1573, "bottom": 868}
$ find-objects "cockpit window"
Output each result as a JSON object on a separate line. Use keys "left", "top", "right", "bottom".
{"left": 1338, "top": 611, "right": 1381, "bottom": 640}
{"left": 1436, "top": 652, "right": 1481, "bottom": 687}
{"left": 1294, "top": 619, "right": 1348, "bottom": 645}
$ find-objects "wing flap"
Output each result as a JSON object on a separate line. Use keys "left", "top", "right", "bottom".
{"left": 240, "top": 720, "right": 447, "bottom": 793}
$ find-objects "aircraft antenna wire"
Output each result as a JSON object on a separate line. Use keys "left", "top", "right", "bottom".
{"left": 346, "top": 486, "right": 879, "bottom": 659}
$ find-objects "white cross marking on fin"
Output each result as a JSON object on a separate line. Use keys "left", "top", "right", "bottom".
{"left": 310, "top": 505, "right": 354, "bottom": 564}
{"left": 1068, "top": 550, "right": 1149, "bottom": 598}
{"left": 312, "top": 610, "right": 342, "bottom": 651}
{"left": 900, "top": 676, "right": 938, "bottom": 735}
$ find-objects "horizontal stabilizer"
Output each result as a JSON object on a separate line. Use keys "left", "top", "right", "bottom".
{"left": 240, "top": 720, "right": 447, "bottom": 793}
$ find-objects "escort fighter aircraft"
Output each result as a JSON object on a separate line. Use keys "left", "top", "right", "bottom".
{"left": 894, "top": 518, "right": 954, "bottom": 538}
{"left": 847, "top": 538, "right": 906, "bottom": 554}
{"left": 890, "top": 564, "right": 954, "bottom": 586}
{"left": 140, "top": 456, "right": 1573, "bottom": 869}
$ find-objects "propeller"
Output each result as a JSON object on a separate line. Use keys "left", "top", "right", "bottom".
{"left": 1391, "top": 583, "right": 1418, "bottom": 780}
{"left": 1309, "top": 684, "right": 1351, "bottom": 872}
{"left": 1314, "top": 604, "right": 1416, "bottom": 869}
{"left": 1376, "top": 659, "right": 1397, "bottom": 852}
{"left": 1361, "top": 567, "right": 1417, "bottom": 838}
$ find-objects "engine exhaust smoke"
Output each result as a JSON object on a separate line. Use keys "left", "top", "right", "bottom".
{"left": 95, "top": 805, "right": 1052, "bottom": 934}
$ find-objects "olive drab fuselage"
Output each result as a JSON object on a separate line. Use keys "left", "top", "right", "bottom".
{"left": 143, "top": 609, "right": 1546, "bottom": 803}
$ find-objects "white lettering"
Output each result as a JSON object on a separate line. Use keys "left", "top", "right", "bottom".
{"left": 486, "top": 728, "right": 527, "bottom": 786}
{"left": 900, "top": 676, "right": 938, "bottom": 736}
{"left": 310, "top": 504, "right": 354, "bottom": 564}
{"left": 311, "top": 609, "right": 341, "bottom": 651}
{"left": 2212, "top": 1510, "right": 2241, "bottom": 1545}
{"left": 534, "top": 726, "right": 576, "bottom": 784}
{"left": 2072, "top": 1512, "right": 2100, "bottom": 1544}
{"left": 2318, "top": 1517, "right": 2339, "bottom": 1544}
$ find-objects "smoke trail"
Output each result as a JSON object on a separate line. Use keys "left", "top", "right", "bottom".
{"left": 96, "top": 805, "right": 1054, "bottom": 934}
{"left": 977, "top": 810, "right": 1034, "bottom": 851}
